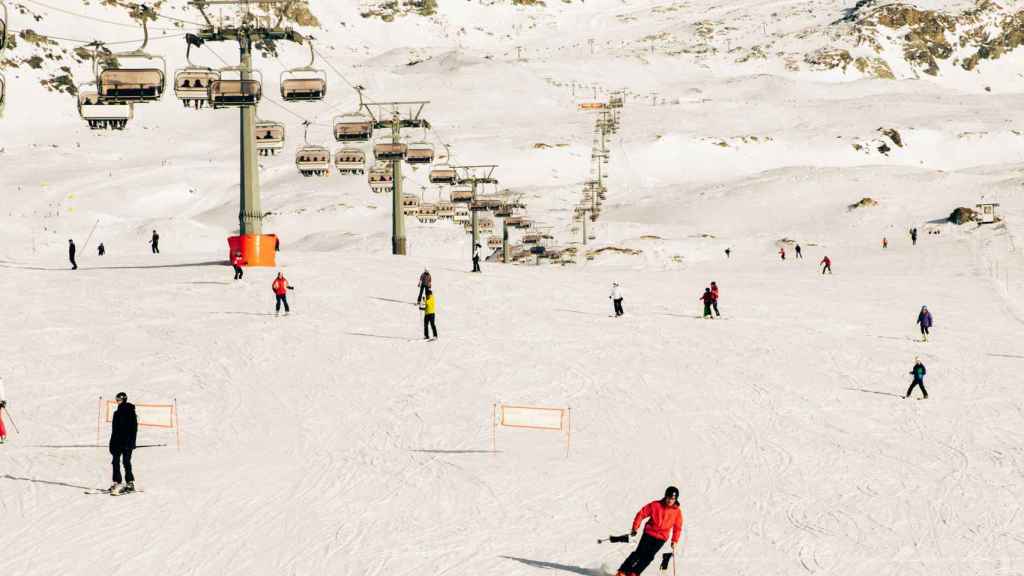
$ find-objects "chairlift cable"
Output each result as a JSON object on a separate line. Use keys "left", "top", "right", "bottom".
{"left": 22, "top": 0, "right": 194, "bottom": 32}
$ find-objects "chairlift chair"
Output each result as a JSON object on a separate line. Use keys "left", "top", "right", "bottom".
{"left": 78, "top": 84, "right": 132, "bottom": 129}
{"left": 494, "top": 204, "right": 513, "bottom": 218}
{"left": 437, "top": 201, "right": 455, "bottom": 220}
{"left": 174, "top": 68, "right": 219, "bottom": 108}
{"left": 405, "top": 141, "right": 435, "bottom": 165}
{"left": 280, "top": 39, "right": 327, "bottom": 102}
{"left": 95, "top": 18, "right": 166, "bottom": 104}
{"left": 209, "top": 68, "right": 263, "bottom": 108}
{"left": 453, "top": 204, "right": 471, "bottom": 224}
{"left": 334, "top": 112, "right": 373, "bottom": 142}
{"left": 429, "top": 165, "right": 458, "bottom": 185}
{"left": 478, "top": 217, "right": 495, "bottom": 234}
{"left": 374, "top": 137, "right": 408, "bottom": 161}
{"left": 451, "top": 186, "right": 474, "bottom": 203}
{"left": 295, "top": 145, "right": 331, "bottom": 177}
{"left": 255, "top": 120, "right": 286, "bottom": 156}
{"left": 401, "top": 193, "right": 420, "bottom": 216}
{"left": 487, "top": 236, "right": 503, "bottom": 249}
{"left": 334, "top": 147, "right": 366, "bottom": 175}
{"left": 416, "top": 202, "right": 439, "bottom": 223}
{"left": 368, "top": 163, "right": 393, "bottom": 194}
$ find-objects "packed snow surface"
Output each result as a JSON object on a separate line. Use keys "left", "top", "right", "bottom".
{"left": 2, "top": 1, "right": 1024, "bottom": 575}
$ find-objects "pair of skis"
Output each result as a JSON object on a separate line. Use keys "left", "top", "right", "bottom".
{"left": 84, "top": 486, "right": 142, "bottom": 496}
{"left": 598, "top": 534, "right": 676, "bottom": 575}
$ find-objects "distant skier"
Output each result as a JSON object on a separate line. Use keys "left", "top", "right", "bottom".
{"left": 795, "top": 244, "right": 802, "bottom": 259}
{"left": 916, "top": 305, "right": 933, "bottom": 341}
{"left": 272, "top": 272, "right": 293, "bottom": 315}
{"left": 910, "top": 227, "right": 918, "bottom": 246}
{"left": 108, "top": 392, "right": 138, "bottom": 495}
{"left": 231, "top": 250, "right": 245, "bottom": 280}
{"left": 905, "top": 358, "right": 928, "bottom": 399}
{"left": 421, "top": 289, "right": 438, "bottom": 340}
{"left": 68, "top": 239, "right": 77, "bottom": 270}
{"left": 97, "top": 242, "right": 105, "bottom": 256}
{"left": 417, "top": 268, "right": 432, "bottom": 303}
{"left": 779, "top": 247, "right": 786, "bottom": 260}
{"left": 882, "top": 237, "right": 888, "bottom": 249}
{"left": 700, "top": 287, "right": 715, "bottom": 319}
{"left": 615, "top": 486, "right": 683, "bottom": 576}
{"left": 710, "top": 281, "right": 720, "bottom": 317}
{"left": 0, "top": 376, "right": 7, "bottom": 444}
{"left": 724, "top": 248, "right": 731, "bottom": 259}
{"left": 820, "top": 256, "right": 832, "bottom": 274}
{"left": 472, "top": 243, "right": 482, "bottom": 273}
{"left": 275, "top": 236, "right": 281, "bottom": 252}
{"left": 610, "top": 282, "right": 624, "bottom": 317}
{"left": 149, "top": 230, "right": 160, "bottom": 254}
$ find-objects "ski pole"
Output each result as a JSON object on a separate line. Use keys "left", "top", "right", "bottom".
{"left": 3, "top": 405, "right": 20, "bottom": 434}
{"left": 598, "top": 533, "right": 630, "bottom": 544}
{"left": 80, "top": 219, "right": 100, "bottom": 259}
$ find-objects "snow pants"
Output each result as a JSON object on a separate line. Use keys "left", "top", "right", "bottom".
{"left": 703, "top": 303, "right": 713, "bottom": 318}
{"left": 822, "top": 264, "right": 831, "bottom": 274}
{"left": 619, "top": 532, "right": 665, "bottom": 575}
{"left": 919, "top": 325, "right": 930, "bottom": 338}
{"left": 111, "top": 447, "right": 134, "bottom": 483}
{"left": 906, "top": 378, "right": 928, "bottom": 399}
{"left": 233, "top": 265, "right": 243, "bottom": 280}
{"left": 275, "top": 294, "right": 290, "bottom": 313}
{"left": 712, "top": 300, "right": 720, "bottom": 317}
{"left": 613, "top": 298, "right": 624, "bottom": 317}
{"left": 472, "top": 256, "right": 481, "bottom": 273}
{"left": 424, "top": 313, "right": 437, "bottom": 339}
{"left": 151, "top": 242, "right": 159, "bottom": 254}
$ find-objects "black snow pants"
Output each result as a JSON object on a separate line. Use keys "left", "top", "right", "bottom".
{"left": 233, "top": 265, "right": 243, "bottom": 280}
{"left": 423, "top": 313, "right": 437, "bottom": 339}
{"left": 275, "top": 294, "right": 290, "bottom": 313}
{"left": 618, "top": 532, "right": 666, "bottom": 575}
{"left": 906, "top": 377, "right": 928, "bottom": 399}
{"left": 613, "top": 298, "right": 624, "bottom": 317}
{"left": 151, "top": 242, "right": 159, "bottom": 254}
{"left": 712, "top": 301, "right": 720, "bottom": 317}
{"left": 111, "top": 447, "right": 134, "bottom": 483}
{"left": 417, "top": 284, "right": 428, "bottom": 302}
{"left": 472, "top": 256, "right": 481, "bottom": 273}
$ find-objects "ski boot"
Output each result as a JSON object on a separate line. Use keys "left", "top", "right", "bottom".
{"left": 109, "top": 482, "right": 123, "bottom": 495}
{"left": 125, "top": 481, "right": 135, "bottom": 493}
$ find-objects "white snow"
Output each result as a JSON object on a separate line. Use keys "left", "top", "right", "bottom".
{"left": 2, "top": 1, "right": 1024, "bottom": 575}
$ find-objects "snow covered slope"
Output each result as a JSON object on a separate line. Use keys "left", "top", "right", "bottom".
{"left": 2, "top": 1, "right": 1024, "bottom": 575}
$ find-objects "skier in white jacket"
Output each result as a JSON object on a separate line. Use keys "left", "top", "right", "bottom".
{"left": 610, "top": 283, "right": 624, "bottom": 317}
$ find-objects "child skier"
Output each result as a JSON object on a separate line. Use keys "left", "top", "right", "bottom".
{"left": 615, "top": 486, "right": 683, "bottom": 576}
{"left": 610, "top": 282, "right": 624, "bottom": 317}
{"left": 906, "top": 358, "right": 927, "bottom": 399}
{"left": 700, "top": 287, "right": 715, "bottom": 319}
{"left": 916, "top": 305, "right": 933, "bottom": 341}
{"left": 421, "top": 289, "right": 438, "bottom": 340}
{"left": 820, "top": 256, "right": 832, "bottom": 274}
{"left": 108, "top": 392, "right": 138, "bottom": 495}
{"left": 272, "top": 272, "right": 293, "bottom": 315}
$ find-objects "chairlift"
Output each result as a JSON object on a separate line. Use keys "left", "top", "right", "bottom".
{"left": 209, "top": 68, "right": 263, "bottom": 108}
{"left": 255, "top": 119, "right": 285, "bottom": 156}
{"left": 437, "top": 201, "right": 455, "bottom": 220}
{"left": 94, "top": 17, "right": 166, "bottom": 104}
{"left": 451, "top": 186, "right": 474, "bottom": 203}
{"left": 429, "top": 166, "right": 458, "bottom": 184}
{"left": 334, "top": 147, "right": 366, "bottom": 175}
{"left": 281, "top": 38, "right": 327, "bottom": 102}
{"left": 374, "top": 136, "right": 407, "bottom": 161}
{"left": 406, "top": 141, "right": 435, "bottom": 165}
{"left": 478, "top": 217, "right": 495, "bottom": 234}
{"left": 494, "top": 204, "right": 513, "bottom": 218}
{"left": 78, "top": 83, "right": 132, "bottom": 130}
{"left": 416, "top": 202, "right": 439, "bottom": 223}
{"left": 295, "top": 145, "right": 331, "bottom": 176}
{"left": 487, "top": 236, "right": 503, "bottom": 249}
{"left": 334, "top": 112, "right": 373, "bottom": 142}
{"left": 174, "top": 41, "right": 219, "bottom": 109}
{"left": 368, "top": 163, "right": 393, "bottom": 194}
{"left": 453, "top": 204, "right": 471, "bottom": 224}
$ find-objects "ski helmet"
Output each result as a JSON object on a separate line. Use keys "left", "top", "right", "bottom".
{"left": 115, "top": 392, "right": 128, "bottom": 401}
{"left": 664, "top": 486, "right": 679, "bottom": 501}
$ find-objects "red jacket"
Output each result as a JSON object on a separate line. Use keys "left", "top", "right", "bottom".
{"left": 633, "top": 499, "right": 683, "bottom": 543}
{"left": 710, "top": 285, "right": 719, "bottom": 301}
{"left": 272, "top": 277, "right": 289, "bottom": 296}
{"left": 232, "top": 254, "right": 244, "bottom": 267}
{"left": 821, "top": 257, "right": 831, "bottom": 266}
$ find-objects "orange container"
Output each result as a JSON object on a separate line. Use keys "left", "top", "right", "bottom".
{"left": 227, "top": 234, "right": 277, "bottom": 267}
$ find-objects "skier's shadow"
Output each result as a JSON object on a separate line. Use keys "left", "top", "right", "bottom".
{"left": 501, "top": 556, "right": 602, "bottom": 576}
{"left": 843, "top": 387, "right": 903, "bottom": 398}
{"left": 1, "top": 474, "right": 96, "bottom": 491}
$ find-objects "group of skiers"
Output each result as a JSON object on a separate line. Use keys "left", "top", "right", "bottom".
{"left": 67, "top": 230, "right": 160, "bottom": 270}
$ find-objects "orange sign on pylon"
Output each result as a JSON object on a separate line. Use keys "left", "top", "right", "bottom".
{"left": 578, "top": 102, "right": 607, "bottom": 110}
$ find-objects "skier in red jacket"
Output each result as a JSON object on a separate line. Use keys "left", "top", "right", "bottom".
{"left": 615, "top": 486, "right": 684, "bottom": 576}
{"left": 820, "top": 256, "right": 832, "bottom": 274}
{"left": 272, "top": 272, "right": 293, "bottom": 315}
{"left": 231, "top": 250, "right": 245, "bottom": 280}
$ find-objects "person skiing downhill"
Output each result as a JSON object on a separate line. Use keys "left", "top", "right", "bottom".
{"left": 700, "top": 288, "right": 715, "bottom": 319}
{"left": 606, "top": 280, "right": 622, "bottom": 315}
{"left": 910, "top": 227, "right": 918, "bottom": 246}
{"left": 906, "top": 358, "right": 928, "bottom": 399}
{"left": 779, "top": 247, "right": 786, "bottom": 260}
{"left": 231, "top": 250, "right": 245, "bottom": 280}
{"left": 421, "top": 289, "right": 438, "bottom": 340}
{"left": 916, "top": 305, "right": 933, "bottom": 341}
{"left": 882, "top": 237, "right": 888, "bottom": 249}
{"left": 109, "top": 392, "right": 138, "bottom": 495}
{"left": 615, "top": 486, "right": 684, "bottom": 576}
{"left": 69, "top": 239, "right": 77, "bottom": 270}
{"left": 98, "top": 242, "right": 106, "bottom": 256}
{"left": 724, "top": 248, "right": 731, "bottom": 259}
{"left": 417, "top": 268, "right": 432, "bottom": 303}
{"left": 710, "top": 281, "right": 721, "bottom": 317}
{"left": 0, "top": 376, "right": 7, "bottom": 444}
{"left": 149, "top": 230, "right": 160, "bottom": 254}
{"left": 795, "top": 244, "right": 802, "bottom": 259}
{"left": 820, "top": 256, "right": 832, "bottom": 274}
{"left": 272, "top": 272, "right": 293, "bottom": 315}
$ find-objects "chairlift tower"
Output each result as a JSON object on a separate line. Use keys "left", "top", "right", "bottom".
{"left": 362, "top": 101, "right": 430, "bottom": 255}
{"left": 188, "top": 0, "right": 306, "bottom": 266}
{"left": 452, "top": 165, "right": 498, "bottom": 264}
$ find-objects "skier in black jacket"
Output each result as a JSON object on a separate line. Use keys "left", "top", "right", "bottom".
{"left": 109, "top": 392, "right": 138, "bottom": 494}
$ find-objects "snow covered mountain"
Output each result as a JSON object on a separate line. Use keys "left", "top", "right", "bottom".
{"left": 2, "top": 1, "right": 1024, "bottom": 575}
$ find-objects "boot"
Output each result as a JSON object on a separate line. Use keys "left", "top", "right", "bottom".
{"left": 109, "top": 482, "right": 123, "bottom": 495}
{"left": 125, "top": 481, "right": 135, "bottom": 492}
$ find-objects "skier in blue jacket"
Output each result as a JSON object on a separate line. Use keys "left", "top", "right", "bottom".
{"left": 916, "top": 306, "right": 933, "bottom": 341}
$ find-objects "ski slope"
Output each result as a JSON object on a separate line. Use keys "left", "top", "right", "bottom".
{"left": 3, "top": 1, "right": 1024, "bottom": 575}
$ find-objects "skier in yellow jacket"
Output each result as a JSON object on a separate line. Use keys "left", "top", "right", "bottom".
{"left": 421, "top": 289, "right": 438, "bottom": 340}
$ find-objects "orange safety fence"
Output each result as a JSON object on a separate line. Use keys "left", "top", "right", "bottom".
{"left": 493, "top": 403, "right": 571, "bottom": 457}
{"left": 97, "top": 396, "right": 181, "bottom": 450}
